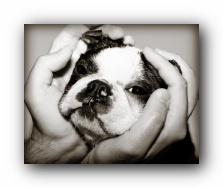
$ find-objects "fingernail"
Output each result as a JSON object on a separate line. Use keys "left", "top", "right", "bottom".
{"left": 157, "top": 90, "right": 169, "bottom": 103}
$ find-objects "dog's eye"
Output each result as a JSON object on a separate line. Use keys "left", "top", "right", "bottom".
{"left": 128, "top": 86, "right": 147, "bottom": 95}
{"left": 77, "top": 65, "right": 87, "bottom": 74}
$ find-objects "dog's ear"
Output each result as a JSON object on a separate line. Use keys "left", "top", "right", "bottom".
{"left": 140, "top": 52, "right": 182, "bottom": 90}
{"left": 140, "top": 52, "right": 167, "bottom": 89}
{"left": 81, "top": 30, "right": 126, "bottom": 52}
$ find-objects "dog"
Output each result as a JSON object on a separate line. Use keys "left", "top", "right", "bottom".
{"left": 59, "top": 30, "right": 196, "bottom": 163}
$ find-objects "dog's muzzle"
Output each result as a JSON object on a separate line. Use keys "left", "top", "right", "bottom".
{"left": 83, "top": 80, "right": 112, "bottom": 105}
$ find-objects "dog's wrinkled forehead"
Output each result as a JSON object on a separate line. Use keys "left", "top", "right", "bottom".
{"left": 93, "top": 47, "right": 143, "bottom": 84}
{"left": 64, "top": 30, "right": 168, "bottom": 93}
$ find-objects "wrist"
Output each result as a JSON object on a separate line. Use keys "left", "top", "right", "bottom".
{"left": 25, "top": 126, "right": 89, "bottom": 164}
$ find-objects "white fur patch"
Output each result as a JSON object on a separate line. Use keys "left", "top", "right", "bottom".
{"left": 71, "top": 112, "right": 108, "bottom": 144}
{"left": 97, "top": 84, "right": 143, "bottom": 135}
{"left": 59, "top": 46, "right": 146, "bottom": 144}
{"left": 95, "top": 47, "right": 143, "bottom": 85}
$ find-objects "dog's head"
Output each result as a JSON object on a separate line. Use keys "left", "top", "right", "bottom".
{"left": 59, "top": 30, "right": 180, "bottom": 145}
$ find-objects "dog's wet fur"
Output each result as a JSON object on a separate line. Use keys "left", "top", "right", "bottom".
{"left": 59, "top": 30, "right": 197, "bottom": 163}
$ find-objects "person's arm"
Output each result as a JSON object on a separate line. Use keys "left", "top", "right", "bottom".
{"left": 25, "top": 126, "right": 86, "bottom": 164}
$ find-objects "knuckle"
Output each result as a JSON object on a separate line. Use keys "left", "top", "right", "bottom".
{"left": 175, "top": 54, "right": 182, "bottom": 62}
{"left": 36, "top": 55, "right": 46, "bottom": 64}
{"left": 184, "top": 65, "right": 196, "bottom": 78}
{"left": 177, "top": 77, "right": 187, "bottom": 89}
{"left": 188, "top": 70, "right": 198, "bottom": 84}
{"left": 24, "top": 94, "right": 31, "bottom": 106}
{"left": 24, "top": 83, "right": 33, "bottom": 105}
{"left": 187, "top": 67, "right": 195, "bottom": 76}
{"left": 178, "top": 130, "right": 187, "bottom": 141}
{"left": 154, "top": 89, "right": 170, "bottom": 104}
{"left": 173, "top": 128, "right": 187, "bottom": 141}
{"left": 24, "top": 89, "right": 36, "bottom": 109}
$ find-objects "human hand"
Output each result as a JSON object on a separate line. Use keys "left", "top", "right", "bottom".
{"left": 143, "top": 48, "right": 198, "bottom": 159}
{"left": 50, "top": 24, "right": 134, "bottom": 92}
{"left": 81, "top": 48, "right": 198, "bottom": 163}
{"left": 25, "top": 45, "right": 89, "bottom": 163}
{"left": 24, "top": 24, "right": 134, "bottom": 163}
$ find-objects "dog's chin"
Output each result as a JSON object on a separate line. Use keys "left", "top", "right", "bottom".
{"left": 70, "top": 108, "right": 110, "bottom": 145}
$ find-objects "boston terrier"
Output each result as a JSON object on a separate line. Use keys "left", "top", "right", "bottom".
{"left": 58, "top": 30, "right": 196, "bottom": 163}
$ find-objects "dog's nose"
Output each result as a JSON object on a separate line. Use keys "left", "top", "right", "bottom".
{"left": 86, "top": 80, "right": 112, "bottom": 100}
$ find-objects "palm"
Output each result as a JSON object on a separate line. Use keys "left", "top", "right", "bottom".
{"left": 33, "top": 85, "right": 77, "bottom": 138}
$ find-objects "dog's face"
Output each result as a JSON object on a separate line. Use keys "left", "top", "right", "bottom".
{"left": 59, "top": 31, "right": 166, "bottom": 145}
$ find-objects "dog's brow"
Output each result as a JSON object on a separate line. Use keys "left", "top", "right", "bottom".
{"left": 116, "top": 81, "right": 123, "bottom": 86}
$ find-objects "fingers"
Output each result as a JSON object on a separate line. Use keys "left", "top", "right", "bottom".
{"left": 46, "top": 46, "right": 73, "bottom": 72}
{"left": 143, "top": 47, "right": 188, "bottom": 121}
{"left": 49, "top": 25, "right": 88, "bottom": 54}
{"left": 123, "top": 35, "right": 135, "bottom": 46}
{"left": 81, "top": 89, "right": 170, "bottom": 163}
{"left": 144, "top": 48, "right": 186, "bottom": 86}
{"left": 25, "top": 46, "right": 76, "bottom": 139}
{"left": 100, "top": 24, "right": 125, "bottom": 40}
{"left": 96, "top": 24, "right": 135, "bottom": 45}
{"left": 143, "top": 47, "right": 188, "bottom": 158}
{"left": 49, "top": 24, "right": 134, "bottom": 92}
{"left": 86, "top": 24, "right": 126, "bottom": 40}
{"left": 154, "top": 48, "right": 199, "bottom": 117}
{"left": 50, "top": 25, "right": 89, "bottom": 88}
{"left": 50, "top": 24, "right": 134, "bottom": 55}
{"left": 25, "top": 46, "right": 73, "bottom": 94}
{"left": 61, "top": 39, "right": 88, "bottom": 83}
{"left": 143, "top": 47, "right": 187, "bottom": 130}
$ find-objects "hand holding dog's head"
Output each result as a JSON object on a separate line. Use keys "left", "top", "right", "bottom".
{"left": 58, "top": 30, "right": 179, "bottom": 145}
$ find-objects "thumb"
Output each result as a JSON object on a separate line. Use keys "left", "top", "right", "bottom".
{"left": 26, "top": 46, "right": 73, "bottom": 89}
{"left": 44, "top": 45, "right": 73, "bottom": 72}
{"left": 49, "top": 25, "right": 88, "bottom": 54}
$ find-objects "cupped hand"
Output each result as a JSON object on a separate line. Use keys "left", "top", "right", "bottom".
{"left": 143, "top": 48, "right": 198, "bottom": 159}
{"left": 25, "top": 45, "right": 89, "bottom": 163}
{"left": 24, "top": 24, "right": 134, "bottom": 163}
{"left": 81, "top": 48, "right": 198, "bottom": 163}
